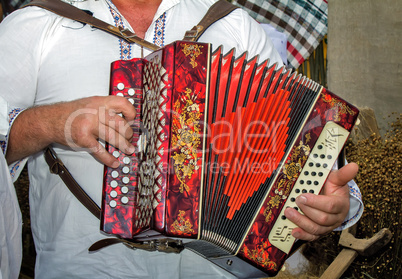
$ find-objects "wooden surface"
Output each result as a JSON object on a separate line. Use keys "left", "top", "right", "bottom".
{"left": 320, "top": 249, "right": 358, "bottom": 279}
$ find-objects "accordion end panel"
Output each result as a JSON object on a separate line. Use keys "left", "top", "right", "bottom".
{"left": 157, "top": 41, "right": 211, "bottom": 239}
{"left": 237, "top": 88, "right": 359, "bottom": 276}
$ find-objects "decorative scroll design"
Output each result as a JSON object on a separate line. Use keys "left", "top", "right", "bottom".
{"left": 263, "top": 133, "right": 311, "bottom": 222}
{"left": 170, "top": 210, "right": 195, "bottom": 234}
{"left": 171, "top": 88, "right": 202, "bottom": 193}
{"left": 181, "top": 43, "right": 204, "bottom": 68}
{"left": 242, "top": 243, "right": 278, "bottom": 270}
{"left": 321, "top": 92, "right": 357, "bottom": 121}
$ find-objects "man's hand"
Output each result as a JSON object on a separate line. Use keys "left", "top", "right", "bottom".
{"left": 6, "top": 96, "right": 136, "bottom": 168}
{"left": 284, "top": 162, "right": 359, "bottom": 241}
{"left": 61, "top": 96, "right": 136, "bottom": 168}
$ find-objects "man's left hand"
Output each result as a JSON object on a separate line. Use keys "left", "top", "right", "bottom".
{"left": 284, "top": 162, "right": 359, "bottom": 241}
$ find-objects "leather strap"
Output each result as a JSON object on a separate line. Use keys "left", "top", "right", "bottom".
{"left": 183, "top": 0, "right": 239, "bottom": 41}
{"left": 23, "top": 0, "right": 160, "bottom": 51}
{"left": 44, "top": 146, "right": 101, "bottom": 219}
{"left": 44, "top": 146, "right": 184, "bottom": 253}
{"left": 24, "top": 0, "right": 238, "bottom": 45}
{"left": 89, "top": 237, "right": 184, "bottom": 253}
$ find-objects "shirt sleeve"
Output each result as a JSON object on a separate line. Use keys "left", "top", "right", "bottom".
{"left": 0, "top": 96, "right": 27, "bottom": 182}
{"left": 0, "top": 7, "right": 53, "bottom": 181}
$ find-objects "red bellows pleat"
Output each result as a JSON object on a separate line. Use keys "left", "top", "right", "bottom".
{"left": 206, "top": 48, "right": 294, "bottom": 220}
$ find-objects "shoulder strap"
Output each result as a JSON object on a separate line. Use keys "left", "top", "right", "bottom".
{"left": 24, "top": 0, "right": 238, "bottom": 45}
{"left": 183, "top": 0, "right": 239, "bottom": 41}
{"left": 44, "top": 146, "right": 184, "bottom": 253}
{"left": 44, "top": 147, "right": 101, "bottom": 218}
{"left": 23, "top": 0, "right": 160, "bottom": 51}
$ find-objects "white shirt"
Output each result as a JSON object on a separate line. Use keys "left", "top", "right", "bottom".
{"left": 0, "top": 0, "right": 362, "bottom": 278}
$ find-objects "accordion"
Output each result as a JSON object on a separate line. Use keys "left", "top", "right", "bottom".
{"left": 100, "top": 41, "right": 359, "bottom": 277}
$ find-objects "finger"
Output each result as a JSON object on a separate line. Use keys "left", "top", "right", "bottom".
{"left": 326, "top": 162, "right": 359, "bottom": 190}
{"left": 100, "top": 112, "right": 134, "bottom": 141}
{"left": 289, "top": 227, "right": 320, "bottom": 242}
{"left": 284, "top": 207, "right": 332, "bottom": 241}
{"left": 107, "top": 96, "right": 137, "bottom": 121}
{"left": 295, "top": 200, "right": 345, "bottom": 227}
{"left": 97, "top": 123, "right": 135, "bottom": 155}
{"left": 295, "top": 192, "right": 348, "bottom": 216}
{"left": 87, "top": 139, "right": 120, "bottom": 168}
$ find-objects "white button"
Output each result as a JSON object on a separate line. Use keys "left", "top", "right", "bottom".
{"left": 113, "top": 151, "right": 120, "bottom": 158}
{"left": 122, "top": 177, "right": 130, "bottom": 184}
{"left": 122, "top": 166, "right": 130, "bottom": 174}
{"left": 121, "top": 196, "right": 129, "bottom": 204}
{"left": 117, "top": 83, "right": 125, "bottom": 90}
{"left": 121, "top": 186, "right": 129, "bottom": 194}
{"left": 128, "top": 88, "right": 135, "bottom": 96}
{"left": 109, "top": 200, "right": 117, "bottom": 208}
{"left": 116, "top": 92, "right": 124, "bottom": 97}
{"left": 128, "top": 98, "right": 135, "bottom": 105}
{"left": 110, "top": 180, "right": 118, "bottom": 188}
{"left": 110, "top": 190, "right": 118, "bottom": 198}
{"left": 123, "top": 157, "right": 131, "bottom": 164}
{"left": 111, "top": 171, "right": 119, "bottom": 178}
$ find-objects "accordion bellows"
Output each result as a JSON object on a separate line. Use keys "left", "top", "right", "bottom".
{"left": 100, "top": 41, "right": 359, "bottom": 277}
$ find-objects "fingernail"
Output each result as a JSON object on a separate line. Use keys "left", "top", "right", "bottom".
{"left": 127, "top": 145, "right": 135, "bottom": 154}
{"left": 297, "top": 195, "right": 307, "bottom": 204}
{"left": 112, "top": 161, "right": 120, "bottom": 168}
{"left": 285, "top": 208, "right": 294, "bottom": 218}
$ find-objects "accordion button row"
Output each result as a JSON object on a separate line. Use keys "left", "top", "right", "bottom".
{"left": 268, "top": 121, "right": 350, "bottom": 254}
{"left": 108, "top": 151, "right": 135, "bottom": 208}
{"left": 116, "top": 83, "right": 136, "bottom": 103}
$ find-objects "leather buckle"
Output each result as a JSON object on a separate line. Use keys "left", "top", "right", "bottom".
{"left": 184, "top": 26, "right": 204, "bottom": 40}
{"left": 49, "top": 161, "right": 61, "bottom": 174}
{"left": 118, "top": 26, "right": 137, "bottom": 39}
{"left": 184, "top": 30, "right": 198, "bottom": 38}
{"left": 45, "top": 146, "right": 64, "bottom": 174}
{"left": 123, "top": 238, "right": 184, "bottom": 254}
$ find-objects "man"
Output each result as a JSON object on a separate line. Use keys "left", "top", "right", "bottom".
{"left": 0, "top": 0, "right": 362, "bottom": 277}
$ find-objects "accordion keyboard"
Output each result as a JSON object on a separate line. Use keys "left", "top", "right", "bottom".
{"left": 101, "top": 59, "right": 153, "bottom": 238}
{"left": 268, "top": 121, "right": 350, "bottom": 254}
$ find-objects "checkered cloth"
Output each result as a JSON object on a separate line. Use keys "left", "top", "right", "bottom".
{"left": 10, "top": 0, "right": 30, "bottom": 9}
{"left": 232, "top": 0, "right": 328, "bottom": 69}
{"left": 1, "top": 0, "right": 30, "bottom": 15}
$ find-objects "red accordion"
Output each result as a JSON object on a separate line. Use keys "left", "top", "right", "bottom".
{"left": 100, "top": 41, "right": 359, "bottom": 277}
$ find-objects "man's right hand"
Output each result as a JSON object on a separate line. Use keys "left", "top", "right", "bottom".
{"left": 6, "top": 96, "right": 136, "bottom": 168}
